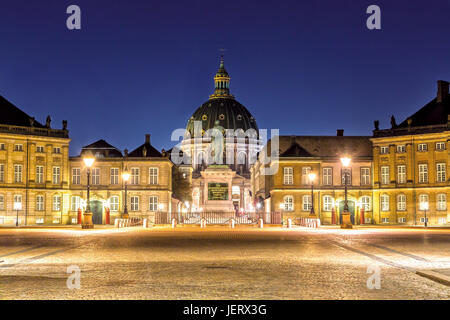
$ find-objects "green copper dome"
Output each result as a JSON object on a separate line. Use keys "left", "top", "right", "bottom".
{"left": 186, "top": 58, "right": 258, "bottom": 137}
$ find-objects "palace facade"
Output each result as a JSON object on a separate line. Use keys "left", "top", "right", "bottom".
{"left": 0, "top": 60, "right": 448, "bottom": 226}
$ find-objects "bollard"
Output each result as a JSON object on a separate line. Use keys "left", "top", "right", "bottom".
{"left": 143, "top": 218, "right": 147, "bottom": 228}
{"left": 230, "top": 218, "right": 235, "bottom": 229}
{"left": 258, "top": 218, "right": 263, "bottom": 228}
{"left": 115, "top": 219, "right": 119, "bottom": 228}
{"left": 201, "top": 218, "right": 206, "bottom": 228}
{"left": 172, "top": 218, "right": 177, "bottom": 228}
{"left": 287, "top": 218, "right": 292, "bottom": 229}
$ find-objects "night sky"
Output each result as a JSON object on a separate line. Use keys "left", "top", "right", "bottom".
{"left": 1, "top": 0, "right": 449, "bottom": 155}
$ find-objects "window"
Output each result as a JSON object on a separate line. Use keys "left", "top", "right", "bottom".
{"left": 397, "top": 165, "right": 406, "bottom": 184}
{"left": 323, "top": 167, "right": 332, "bottom": 185}
{"left": 419, "top": 194, "right": 429, "bottom": 210}
{"left": 381, "top": 166, "right": 389, "bottom": 185}
{"left": 418, "top": 143, "right": 427, "bottom": 152}
{"left": 92, "top": 168, "right": 100, "bottom": 185}
{"left": 283, "top": 167, "right": 293, "bottom": 185}
{"left": 149, "top": 196, "right": 158, "bottom": 211}
{"left": 302, "top": 195, "right": 311, "bottom": 211}
{"left": 149, "top": 168, "right": 158, "bottom": 185}
{"left": 36, "top": 195, "right": 44, "bottom": 211}
{"left": 420, "top": 217, "right": 429, "bottom": 223}
{"left": 419, "top": 164, "right": 428, "bottom": 183}
{"left": 436, "top": 142, "right": 446, "bottom": 151}
{"left": 361, "top": 168, "right": 370, "bottom": 185}
{"left": 436, "top": 163, "right": 446, "bottom": 182}
{"left": 398, "top": 217, "right": 406, "bottom": 223}
{"left": 14, "top": 164, "right": 23, "bottom": 183}
{"left": 0, "top": 164, "right": 4, "bottom": 182}
{"left": 131, "top": 168, "right": 140, "bottom": 185}
{"left": 437, "top": 194, "right": 447, "bottom": 211}
{"left": 131, "top": 196, "right": 139, "bottom": 211}
{"left": 14, "top": 144, "right": 23, "bottom": 152}
{"left": 0, "top": 143, "right": 5, "bottom": 150}
{"left": 438, "top": 217, "right": 447, "bottom": 225}
{"left": 341, "top": 169, "right": 352, "bottom": 185}
{"left": 53, "top": 195, "right": 61, "bottom": 211}
{"left": 36, "top": 146, "right": 44, "bottom": 153}
{"left": 36, "top": 166, "right": 44, "bottom": 184}
{"left": 110, "top": 168, "right": 119, "bottom": 185}
{"left": 380, "top": 194, "right": 389, "bottom": 212}
{"left": 301, "top": 167, "right": 311, "bottom": 185}
{"left": 323, "top": 195, "right": 333, "bottom": 211}
{"left": 0, "top": 194, "right": 4, "bottom": 210}
{"left": 110, "top": 196, "right": 119, "bottom": 212}
{"left": 14, "top": 194, "right": 22, "bottom": 209}
{"left": 71, "top": 196, "right": 81, "bottom": 211}
{"left": 397, "top": 145, "right": 406, "bottom": 153}
{"left": 361, "top": 196, "right": 371, "bottom": 211}
{"left": 283, "top": 196, "right": 293, "bottom": 211}
{"left": 53, "top": 147, "right": 61, "bottom": 154}
{"left": 397, "top": 194, "right": 406, "bottom": 211}
{"left": 381, "top": 217, "right": 389, "bottom": 223}
{"left": 52, "top": 166, "right": 61, "bottom": 184}
{"left": 72, "top": 168, "right": 81, "bottom": 185}
{"left": 380, "top": 146, "right": 389, "bottom": 154}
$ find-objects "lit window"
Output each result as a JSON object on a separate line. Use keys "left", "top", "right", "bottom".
{"left": 110, "top": 168, "right": 119, "bottom": 185}
{"left": 323, "top": 167, "right": 332, "bottom": 185}
{"left": 36, "top": 195, "right": 44, "bottom": 211}
{"left": 361, "top": 196, "right": 371, "bottom": 211}
{"left": 436, "top": 163, "right": 446, "bottom": 183}
{"left": 341, "top": 168, "right": 352, "bottom": 185}
{"left": 380, "top": 146, "right": 389, "bottom": 154}
{"left": 0, "top": 194, "right": 4, "bottom": 210}
{"left": 419, "top": 194, "right": 429, "bottom": 210}
{"left": 283, "top": 167, "right": 293, "bottom": 185}
{"left": 302, "top": 195, "right": 311, "bottom": 211}
{"left": 398, "top": 217, "right": 406, "bottom": 223}
{"left": 283, "top": 196, "right": 293, "bottom": 211}
{"left": 92, "top": 168, "right": 100, "bottom": 185}
{"left": 53, "top": 195, "right": 61, "bottom": 211}
{"left": 14, "top": 144, "right": 23, "bottom": 152}
{"left": 436, "top": 142, "right": 446, "bottom": 151}
{"left": 131, "top": 196, "right": 139, "bottom": 211}
{"left": 53, "top": 147, "right": 61, "bottom": 154}
{"left": 0, "top": 164, "right": 4, "bottom": 182}
{"left": 437, "top": 194, "right": 447, "bottom": 211}
{"left": 323, "top": 195, "right": 333, "bottom": 211}
{"left": 36, "top": 166, "right": 44, "bottom": 184}
{"left": 52, "top": 166, "right": 61, "bottom": 184}
{"left": 419, "top": 164, "right": 428, "bottom": 183}
{"left": 36, "top": 146, "right": 44, "bottom": 153}
{"left": 110, "top": 196, "right": 119, "bottom": 212}
{"left": 380, "top": 166, "right": 389, "bottom": 185}
{"left": 418, "top": 144, "right": 427, "bottom": 152}
{"left": 397, "top": 194, "right": 406, "bottom": 211}
{"left": 361, "top": 168, "right": 370, "bottom": 185}
{"left": 71, "top": 196, "right": 81, "bottom": 211}
{"left": 380, "top": 194, "right": 389, "bottom": 212}
{"left": 149, "top": 167, "right": 158, "bottom": 185}
{"left": 35, "top": 218, "right": 44, "bottom": 224}
{"left": 149, "top": 196, "right": 158, "bottom": 211}
{"left": 396, "top": 145, "right": 406, "bottom": 153}
{"left": 131, "top": 168, "right": 140, "bottom": 185}
{"left": 397, "top": 165, "right": 406, "bottom": 184}
{"left": 14, "top": 164, "right": 23, "bottom": 183}
{"left": 72, "top": 168, "right": 81, "bottom": 185}
{"left": 301, "top": 167, "right": 311, "bottom": 185}
{"left": 381, "top": 217, "right": 389, "bottom": 223}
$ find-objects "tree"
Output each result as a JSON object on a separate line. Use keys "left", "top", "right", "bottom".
{"left": 172, "top": 166, "right": 192, "bottom": 203}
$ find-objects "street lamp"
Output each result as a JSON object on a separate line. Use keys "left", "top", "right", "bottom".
{"left": 82, "top": 155, "right": 95, "bottom": 229}
{"left": 420, "top": 201, "right": 429, "bottom": 227}
{"left": 14, "top": 201, "right": 22, "bottom": 227}
{"left": 340, "top": 156, "right": 352, "bottom": 229}
{"left": 308, "top": 172, "right": 317, "bottom": 217}
{"left": 122, "top": 170, "right": 130, "bottom": 219}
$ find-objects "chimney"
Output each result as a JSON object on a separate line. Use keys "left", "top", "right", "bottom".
{"left": 145, "top": 134, "right": 151, "bottom": 144}
{"left": 337, "top": 129, "right": 344, "bottom": 136}
{"left": 437, "top": 80, "right": 449, "bottom": 103}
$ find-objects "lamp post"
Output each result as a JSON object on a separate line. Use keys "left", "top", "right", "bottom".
{"left": 340, "top": 156, "right": 352, "bottom": 229}
{"left": 308, "top": 172, "right": 317, "bottom": 217}
{"left": 82, "top": 156, "right": 95, "bottom": 229}
{"left": 122, "top": 170, "right": 130, "bottom": 219}
{"left": 420, "top": 201, "right": 429, "bottom": 228}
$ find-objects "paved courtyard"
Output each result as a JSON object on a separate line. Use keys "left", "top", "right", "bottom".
{"left": 1, "top": 226, "right": 450, "bottom": 299}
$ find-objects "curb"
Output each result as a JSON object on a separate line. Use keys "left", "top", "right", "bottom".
{"left": 416, "top": 270, "right": 450, "bottom": 286}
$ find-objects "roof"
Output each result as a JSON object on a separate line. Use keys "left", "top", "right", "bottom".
{"left": 397, "top": 96, "right": 449, "bottom": 128}
{"left": 0, "top": 95, "right": 45, "bottom": 128}
{"left": 128, "top": 142, "right": 162, "bottom": 158}
{"left": 264, "top": 136, "right": 373, "bottom": 159}
{"left": 80, "top": 139, "right": 123, "bottom": 158}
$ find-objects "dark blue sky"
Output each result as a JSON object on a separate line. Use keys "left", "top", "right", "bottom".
{"left": 1, "top": 0, "right": 449, "bottom": 155}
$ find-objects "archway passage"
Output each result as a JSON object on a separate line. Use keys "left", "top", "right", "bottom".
{"left": 339, "top": 200, "right": 355, "bottom": 225}
{"left": 90, "top": 200, "right": 103, "bottom": 224}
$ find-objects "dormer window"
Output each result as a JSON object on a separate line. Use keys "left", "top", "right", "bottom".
{"left": 202, "top": 115, "right": 207, "bottom": 121}
{"left": 219, "top": 114, "right": 225, "bottom": 120}
{"left": 237, "top": 115, "right": 242, "bottom": 121}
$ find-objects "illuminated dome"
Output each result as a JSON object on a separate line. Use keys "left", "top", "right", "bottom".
{"left": 186, "top": 57, "right": 258, "bottom": 137}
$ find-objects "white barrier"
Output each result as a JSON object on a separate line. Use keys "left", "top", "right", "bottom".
{"left": 143, "top": 218, "right": 148, "bottom": 228}
{"left": 298, "top": 217, "right": 321, "bottom": 229}
{"left": 172, "top": 218, "right": 177, "bottom": 228}
{"left": 115, "top": 219, "right": 120, "bottom": 228}
{"left": 230, "top": 218, "right": 235, "bottom": 229}
{"left": 258, "top": 218, "right": 264, "bottom": 228}
{"left": 201, "top": 218, "right": 207, "bottom": 228}
{"left": 287, "top": 218, "right": 292, "bottom": 229}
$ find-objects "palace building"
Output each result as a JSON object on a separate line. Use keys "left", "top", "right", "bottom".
{"left": 0, "top": 59, "right": 448, "bottom": 226}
